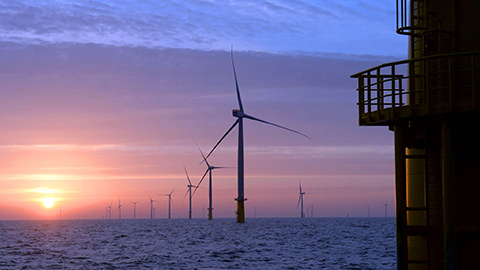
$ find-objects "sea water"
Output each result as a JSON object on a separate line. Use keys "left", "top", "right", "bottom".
{"left": 0, "top": 218, "right": 395, "bottom": 269}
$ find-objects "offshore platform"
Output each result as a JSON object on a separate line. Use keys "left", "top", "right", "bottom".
{"left": 351, "top": 1, "right": 480, "bottom": 269}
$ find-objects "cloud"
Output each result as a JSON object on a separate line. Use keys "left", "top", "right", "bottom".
{"left": 0, "top": 0, "right": 406, "bottom": 55}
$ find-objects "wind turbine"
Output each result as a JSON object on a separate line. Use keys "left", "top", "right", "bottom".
{"left": 59, "top": 207, "right": 63, "bottom": 219}
{"left": 310, "top": 203, "right": 315, "bottom": 218}
{"left": 148, "top": 195, "right": 157, "bottom": 219}
{"left": 183, "top": 166, "right": 198, "bottom": 219}
{"left": 128, "top": 199, "right": 140, "bottom": 219}
{"left": 108, "top": 202, "right": 112, "bottom": 219}
{"left": 297, "top": 182, "right": 306, "bottom": 218}
{"left": 384, "top": 200, "right": 388, "bottom": 217}
{"left": 118, "top": 198, "right": 122, "bottom": 219}
{"left": 307, "top": 206, "right": 310, "bottom": 218}
{"left": 162, "top": 187, "right": 176, "bottom": 219}
{"left": 366, "top": 205, "right": 371, "bottom": 217}
{"left": 205, "top": 48, "right": 310, "bottom": 223}
{"left": 194, "top": 141, "right": 227, "bottom": 220}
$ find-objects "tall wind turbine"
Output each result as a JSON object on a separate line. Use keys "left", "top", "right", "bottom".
{"left": 310, "top": 203, "right": 315, "bottom": 218}
{"left": 297, "top": 182, "right": 306, "bottom": 218}
{"left": 183, "top": 166, "right": 198, "bottom": 219}
{"left": 59, "top": 207, "right": 63, "bottom": 219}
{"left": 307, "top": 206, "right": 310, "bottom": 218}
{"left": 128, "top": 199, "right": 140, "bottom": 219}
{"left": 118, "top": 198, "right": 122, "bottom": 219}
{"left": 148, "top": 195, "right": 157, "bottom": 219}
{"left": 194, "top": 142, "right": 227, "bottom": 220}
{"left": 205, "top": 48, "right": 310, "bottom": 223}
{"left": 366, "top": 205, "right": 371, "bottom": 217}
{"left": 163, "top": 187, "right": 176, "bottom": 219}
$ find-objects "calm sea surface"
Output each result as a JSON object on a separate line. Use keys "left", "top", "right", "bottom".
{"left": 0, "top": 218, "right": 395, "bottom": 269}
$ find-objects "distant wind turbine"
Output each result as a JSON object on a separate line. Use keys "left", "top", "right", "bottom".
{"left": 183, "top": 166, "right": 198, "bottom": 219}
{"left": 310, "top": 203, "right": 315, "bottom": 218}
{"left": 118, "top": 198, "right": 122, "bottom": 219}
{"left": 148, "top": 195, "right": 157, "bottom": 219}
{"left": 194, "top": 141, "right": 227, "bottom": 220}
{"left": 307, "top": 206, "right": 310, "bottom": 218}
{"left": 297, "top": 182, "right": 306, "bottom": 218}
{"left": 205, "top": 47, "right": 310, "bottom": 223}
{"left": 108, "top": 202, "right": 113, "bottom": 219}
{"left": 366, "top": 205, "right": 371, "bottom": 217}
{"left": 384, "top": 200, "right": 388, "bottom": 217}
{"left": 128, "top": 199, "right": 140, "bottom": 219}
{"left": 59, "top": 207, "right": 63, "bottom": 219}
{"left": 162, "top": 187, "right": 176, "bottom": 219}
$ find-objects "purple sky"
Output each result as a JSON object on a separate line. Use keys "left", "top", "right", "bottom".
{"left": 0, "top": 0, "right": 406, "bottom": 219}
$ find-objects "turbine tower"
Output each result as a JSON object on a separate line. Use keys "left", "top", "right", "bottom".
{"left": 108, "top": 202, "right": 112, "bottom": 219}
{"left": 163, "top": 187, "right": 176, "bottom": 219}
{"left": 297, "top": 182, "right": 306, "bottom": 218}
{"left": 148, "top": 195, "right": 156, "bottom": 219}
{"left": 118, "top": 198, "right": 122, "bottom": 219}
{"left": 205, "top": 48, "right": 310, "bottom": 223}
{"left": 384, "top": 200, "right": 388, "bottom": 218}
{"left": 366, "top": 205, "right": 371, "bottom": 218}
{"left": 183, "top": 166, "right": 197, "bottom": 219}
{"left": 128, "top": 200, "right": 140, "bottom": 219}
{"left": 310, "top": 203, "right": 314, "bottom": 218}
{"left": 195, "top": 142, "right": 227, "bottom": 220}
{"left": 351, "top": 1, "right": 480, "bottom": 267}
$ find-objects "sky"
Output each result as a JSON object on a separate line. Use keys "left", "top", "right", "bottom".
{"left": 0, "top": 0, "right": 407, "bottom": 220}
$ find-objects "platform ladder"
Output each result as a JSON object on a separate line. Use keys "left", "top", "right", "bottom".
{"left": 397, "top": 125, "right": 445, "bottom": 270}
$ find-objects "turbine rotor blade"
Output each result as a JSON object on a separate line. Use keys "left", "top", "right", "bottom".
{"left": 183, "top": 188, "right": 190, "bottom": 202}
{"left": 183, "top": 166, "right": 192, "bottom": 185}
{"left": 194, "top": 140, "right": 210, "bottom": 167}
{"left": 193, "top": 169, "right": 209, "bottom": 196}
{"left": 204, "top": 119, "right": 239, "bottom": 161}
{"left": 297, "top": 195, "right": 301, "bottom": 209}
{"left": 243, "top": 114, "right": 311, "bottom": 140}
{"left": 169, "top": 185, "right": 177, "bottom": 196}
{"left": 231, "top": 45, "right": 244, "bottom": 112}
{"left": 211, "top": 166, "right": 230, "bottom": 169}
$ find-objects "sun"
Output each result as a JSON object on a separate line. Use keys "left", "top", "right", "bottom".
{"left": 41, "top": 198, "right": 56, "bottom": 208}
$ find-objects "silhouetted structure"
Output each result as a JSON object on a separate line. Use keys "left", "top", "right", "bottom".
{"left": 163, "top": 188, "right": 175, "bottom": 219}
{"left": 205, "top": 48, "right": 310, "bottom": 223}
{"left": 128, "top": 199, "right": 140, "bottom": 219}
{"left": 297, "top": 182, "right": 306, "bottom": 218}
{"left": 183, "top": 166, "right": 197, "bottom": 219}
{"left": 351, "top": 1, "right": 480, "bottom": 269}
{"left": 118, "top": 198, "right": 122, "bottom": 219}
{"left": 195, "top": 142, "right": 226, "bottom": 220}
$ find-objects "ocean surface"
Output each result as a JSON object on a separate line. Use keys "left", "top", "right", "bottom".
{"left": 0, "top": 217, "right": 396, "bottom": 269}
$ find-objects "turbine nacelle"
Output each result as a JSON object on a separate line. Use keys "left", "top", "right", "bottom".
{"left": 232, "top": 109, "right": 245, "bottom": 118}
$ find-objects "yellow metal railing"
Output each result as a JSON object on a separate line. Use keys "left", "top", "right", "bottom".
{"left": 351, "top": 52, "right": 480, "bottom": 125}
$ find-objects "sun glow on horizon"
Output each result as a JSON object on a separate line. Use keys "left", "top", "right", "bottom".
{"left": 41, "top": 198, "right": 57, "bottom": 208}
